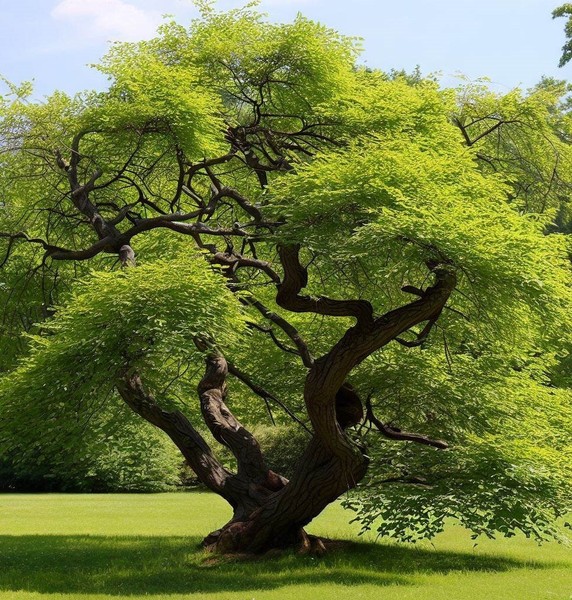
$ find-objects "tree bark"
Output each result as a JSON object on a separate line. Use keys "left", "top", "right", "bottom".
{"left": 116, "top": 355, "right": 369, "bottom": 554}
{"left": 196, "top": 355, "right": 369, "bottom": 554}
{"left": 202, "top": 251, "right": 457, "bottom": 553}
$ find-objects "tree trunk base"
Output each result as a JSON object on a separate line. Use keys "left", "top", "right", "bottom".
{"left": 202, "top": 523, "right": 327, "bottom": 555}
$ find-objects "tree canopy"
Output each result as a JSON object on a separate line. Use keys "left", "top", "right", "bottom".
{"left": 0, "top": 3, "right": 571, "bottom": 552}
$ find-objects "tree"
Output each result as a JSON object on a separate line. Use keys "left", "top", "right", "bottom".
{"left": 554, "top": 3, "right": 572, "bottom": 67}
{"left": 1, "top": 5, "right": 571, "bottom": 553}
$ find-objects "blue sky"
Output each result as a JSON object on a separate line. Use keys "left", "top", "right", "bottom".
{"left": 0, "top": 0, "right": 569, "bottom": 98}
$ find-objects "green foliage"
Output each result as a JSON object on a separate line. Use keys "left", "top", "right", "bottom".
{"left": 216, "top": 424, "right": 309, "bottom": 478}
{"left": 0, "top": 253, "right": 245, "bottom": 490}
{"left": 453, "top": 78, "right": 572, "bottom": 225}
{"left": 2, "top": 251, "right": 245, "bottom": 401}
{"left": 253, "top": 424, "right": 308, "bottom": 477}
{"left": 184, "top": 6, "right": 360, "bottom": 124}
{"left": 92, "top": 46, "right": 225, "bottom": 158}
{"left": 0, "top": 5, "right": 571, "bottom": 544}
{"left": 0, "top": 403, "right": 181, "bottom": 492}
{"left": 554, "top": 3, "right": 572, "bottom": 66}
{"left": 345, "top": 380, "right": 572, "bottom": 543}
{"left": 269, "top": 84, "right": 572, "bottom": 349}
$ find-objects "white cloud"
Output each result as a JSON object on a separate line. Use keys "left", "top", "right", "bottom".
{"left": 51, "top": 0, "right": 163, "bottom": 42}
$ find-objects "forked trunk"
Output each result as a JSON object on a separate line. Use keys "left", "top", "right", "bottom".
{"left": 117, "top": 357, "right": 368, "bottom": 554}
{"left": 116, "top": 249, "right": 456, "bottom": 554}
{"left": 203, "top": 436, "right": 368, "bottom": 554}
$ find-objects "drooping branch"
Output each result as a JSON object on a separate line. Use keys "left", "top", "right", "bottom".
{"left": 0, "top": 231, "right": 69, "bottom": 256}
{"left": 131, "top": 218, "right": 248, "bottom": 239}
{"left": 45, "top": 223, "right": 247, "bottom": 262}
{"left": 364, "top": 396, "right": 448, "bottom": 449}
{"left": 49, "top": 236, "right": 116, "bottom": 261}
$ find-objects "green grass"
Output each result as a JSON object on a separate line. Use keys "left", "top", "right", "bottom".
{"left": 0, "top": 493, "right": 570, "bottom": 600}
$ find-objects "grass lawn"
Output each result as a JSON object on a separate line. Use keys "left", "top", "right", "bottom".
{"left": 0, "top": 492, "right": 570, "bottom": 600}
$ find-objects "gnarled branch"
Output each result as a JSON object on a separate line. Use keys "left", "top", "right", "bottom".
{"left": 116, "top": 370, "right": 234, "bottom": 499}
{"left": 196, "top": 346, "right": 285, "bottom": 489}
{"left": 276, "top": 244, "right": 374, "bottom": 326}
{"left": 302, "top": 262, "right": 456, "bottom": 456}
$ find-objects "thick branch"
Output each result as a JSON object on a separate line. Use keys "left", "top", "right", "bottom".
{"left": 221, "top": 187, "right": 263, "bottom": 222}
{"left": 186, "top": 153, "right": 237, "bottom": 180}
{"left": 395, "top": 312, "right": 441, "bottom": 348}
{"left": 276, "top": 244, "right": 374, "bottom": 326}
{"left": 127, "top": 219, "right": 247, "bottom": 239}
{"left": 0, "top": 231, "right": 69, "bottom": 255}
{"left": 46, "top": 223, "right": 247, "bottom": 262}
{"left": 56, "top": 136, "right": 118, "bottom": 241}
{"left": 116, "top": 370, "right": 234, "bottom": 498}
{"left": 49, "top": 236, "right": 116, "bottom": 261}
{"left": 310, "top": 263, "right": 457, "bottom": 399}
{"left": 196, "top": 350, "right": 276, "bottom": 484}
{"left": 303, "top": 263, "right": 456, "bottom": 455}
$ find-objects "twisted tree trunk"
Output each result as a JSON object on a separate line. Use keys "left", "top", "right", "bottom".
{"left": 196, "top": 249, "right": 456, "bottom": 553}
{"left": 202, "top": 380, "right": 368, "bottom": 554}
{"left": 117, "top": 351, "right": 368, "bottom": 554}
{"left": 115, "top": 243, "right": 455, "bottom": 555}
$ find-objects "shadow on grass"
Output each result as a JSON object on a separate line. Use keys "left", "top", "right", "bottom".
{"left": 0, "top": 534, "right": 553, "bottom": 596}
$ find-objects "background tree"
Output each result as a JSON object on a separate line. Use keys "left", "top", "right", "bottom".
{"left": 554, "top": 3, "right": 572, "bottom": 67}
{"left": 0, "top": 4, "right": 571, "bottom": 553}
